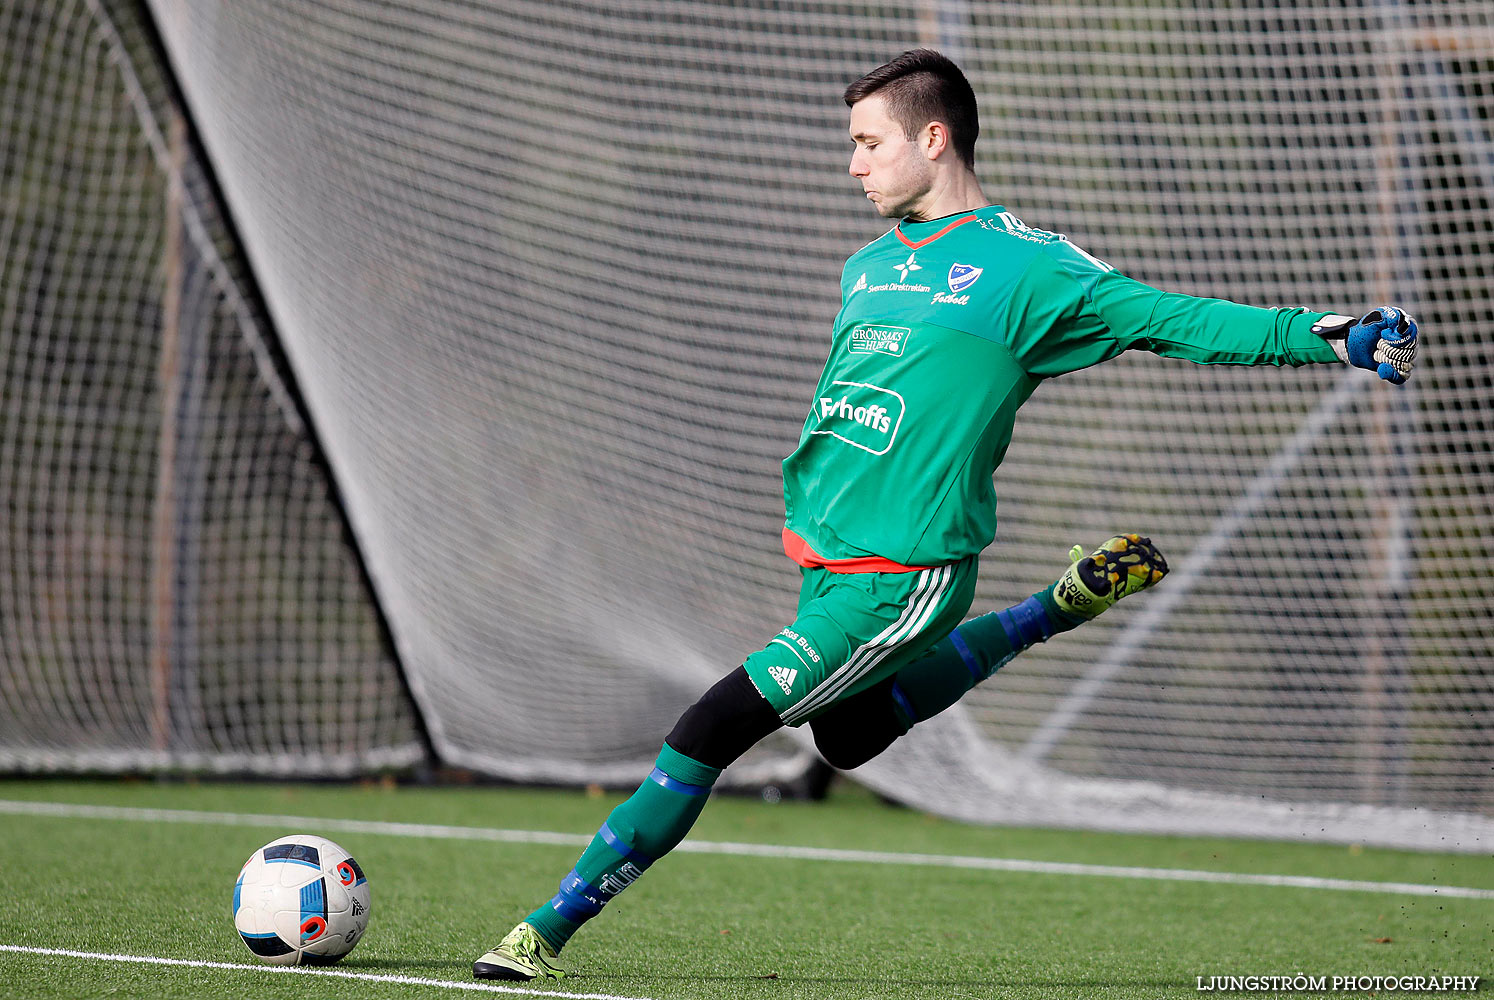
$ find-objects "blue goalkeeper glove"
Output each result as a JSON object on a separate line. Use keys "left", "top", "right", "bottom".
{"left": 1311, "top": 306, "right": 1418, "bottom": 385}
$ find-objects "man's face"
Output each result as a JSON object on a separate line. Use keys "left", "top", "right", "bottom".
{"left": 848, "top": 93, "right": 934, "bottom": 219}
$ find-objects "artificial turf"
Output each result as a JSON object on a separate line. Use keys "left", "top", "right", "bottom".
{"left": 0, "top": 779, "right": 1488, "bottom": 999}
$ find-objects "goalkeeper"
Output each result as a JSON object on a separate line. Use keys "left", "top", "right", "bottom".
{"left": 474, "top": 48, "right": 1419, "bottom": 981}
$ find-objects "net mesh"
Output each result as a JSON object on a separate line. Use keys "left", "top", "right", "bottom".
{"left": 0, "top": 0, "right": 423, "bottom": 772}
{"left": 8, "top": 0, "right": 1493, "bottom": 847}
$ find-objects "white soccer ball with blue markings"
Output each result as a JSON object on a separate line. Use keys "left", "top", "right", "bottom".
{"left": 232, "top": 834, "right": 370, "bottom": 965}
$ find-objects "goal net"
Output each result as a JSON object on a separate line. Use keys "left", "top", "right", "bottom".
{"left": 8, "top": 0, "right": 1493, "bottom": 849}
{"left": 0, "top": 0, "right": 424, "bottom": 773}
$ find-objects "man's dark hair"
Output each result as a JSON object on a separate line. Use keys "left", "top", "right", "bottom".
{"left": 844, "top": 49, "right": 979, "bottom": 169}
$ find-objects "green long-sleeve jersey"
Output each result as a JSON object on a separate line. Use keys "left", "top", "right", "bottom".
{"left": 781, "top": 205, "right": 1341, "bottom": 570}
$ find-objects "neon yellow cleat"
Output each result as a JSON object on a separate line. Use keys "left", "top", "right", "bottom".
{"left": 473, "top": 922, "right": 565, "bottom": 982}
{"left": 1053, "top": 534, "right": 1168, "bottom": 618}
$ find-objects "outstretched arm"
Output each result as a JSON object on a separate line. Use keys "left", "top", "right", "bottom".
{"left": 1007, "top": 243, "right": 1419, "bottom": 383}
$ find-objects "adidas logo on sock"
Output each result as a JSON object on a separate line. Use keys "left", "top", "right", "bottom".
{"left": 768, "top": 665, "right": 798, "bottom": 695}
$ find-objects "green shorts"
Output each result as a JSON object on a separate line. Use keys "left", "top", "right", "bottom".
{"left": 744, "top": 557, "right": 978, "bottom": 726}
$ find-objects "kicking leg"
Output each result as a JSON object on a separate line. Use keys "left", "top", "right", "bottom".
{"left": 894, "top": 533, "right": 1167, "bottom": 727}
{"left": 814, "top": 535, "right": 1168, "bottom": 763}
{"left": 473, "top": 667, "right": 781, "bottom": 981}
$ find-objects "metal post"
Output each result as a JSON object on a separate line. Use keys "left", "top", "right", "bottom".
{"left": 918, "top": 0, "right": 969, "bottom": 64}
{"left": 148, "top": 108, "right": 187, "bottom": 753}
{"left": 1360, "top": 0, "right": 1420, "bottom": 807}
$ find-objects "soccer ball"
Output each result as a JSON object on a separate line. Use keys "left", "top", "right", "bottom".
{"left": 232, "top": 834, "right": 371, "bottom": 965}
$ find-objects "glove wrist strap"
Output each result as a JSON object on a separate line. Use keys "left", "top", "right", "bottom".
{"left": 1310, "top": 314, "right": 1356, "bottom": 365}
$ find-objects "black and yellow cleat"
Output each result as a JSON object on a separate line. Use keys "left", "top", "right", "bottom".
{"left": 1053, "top": 534, "right": 1168, "bottom": 618}
{"left": 473, "top": 922, "right": 565, "bottom": 981}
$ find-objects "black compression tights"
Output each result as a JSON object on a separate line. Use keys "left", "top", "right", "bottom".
{"left": 665, "top": 666, "right": 906, "bottom": 772}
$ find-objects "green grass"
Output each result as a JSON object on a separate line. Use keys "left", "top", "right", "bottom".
{"left": 0, "top": 779, "right": 1489, "bottom": 999}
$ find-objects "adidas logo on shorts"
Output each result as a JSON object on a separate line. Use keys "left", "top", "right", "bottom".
{"left": 768, "top": 665, "right": 798, "bottom": 695}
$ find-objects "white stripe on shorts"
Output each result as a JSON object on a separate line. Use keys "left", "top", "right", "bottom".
{"left": 813, "top": 564, "right": 952, "bottom": 711}
{"left": 834, "top": 564, "right": 952, "bottom": 691}
{"left": 785, "top": 565, "right": 950, "bottom": 723}
{"left": 781, "top": 564, "right": 953, "bottom": 725}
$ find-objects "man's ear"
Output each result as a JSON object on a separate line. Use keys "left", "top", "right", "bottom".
{"left": 922, "top": 121, "right": 952, "bottom": 161}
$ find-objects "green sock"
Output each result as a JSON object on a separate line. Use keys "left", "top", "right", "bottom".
{"left": 888, "top": 582, "right": 1087, "bottom": 728}
{"left": 525, "top": 743, "right": 720, "bottom": 951}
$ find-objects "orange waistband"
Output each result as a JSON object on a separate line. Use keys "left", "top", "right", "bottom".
{"left": 781, "top": 527, "right": 933, "bottom": 574}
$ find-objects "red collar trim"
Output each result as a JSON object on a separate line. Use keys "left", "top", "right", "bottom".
{"left": 895, "top": 214, "right": 976, "bottom": 249}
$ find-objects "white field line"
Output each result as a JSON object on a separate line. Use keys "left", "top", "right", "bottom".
{"left": 0, "top": 944, "right": 651, "bottom": 999}
{"left": 2, "top": 799, "right": 1491, "bottom": 901}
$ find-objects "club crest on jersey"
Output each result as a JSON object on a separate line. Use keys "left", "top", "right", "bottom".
{"left": 948, "top": 263, "right": 983, "bottom": 293}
